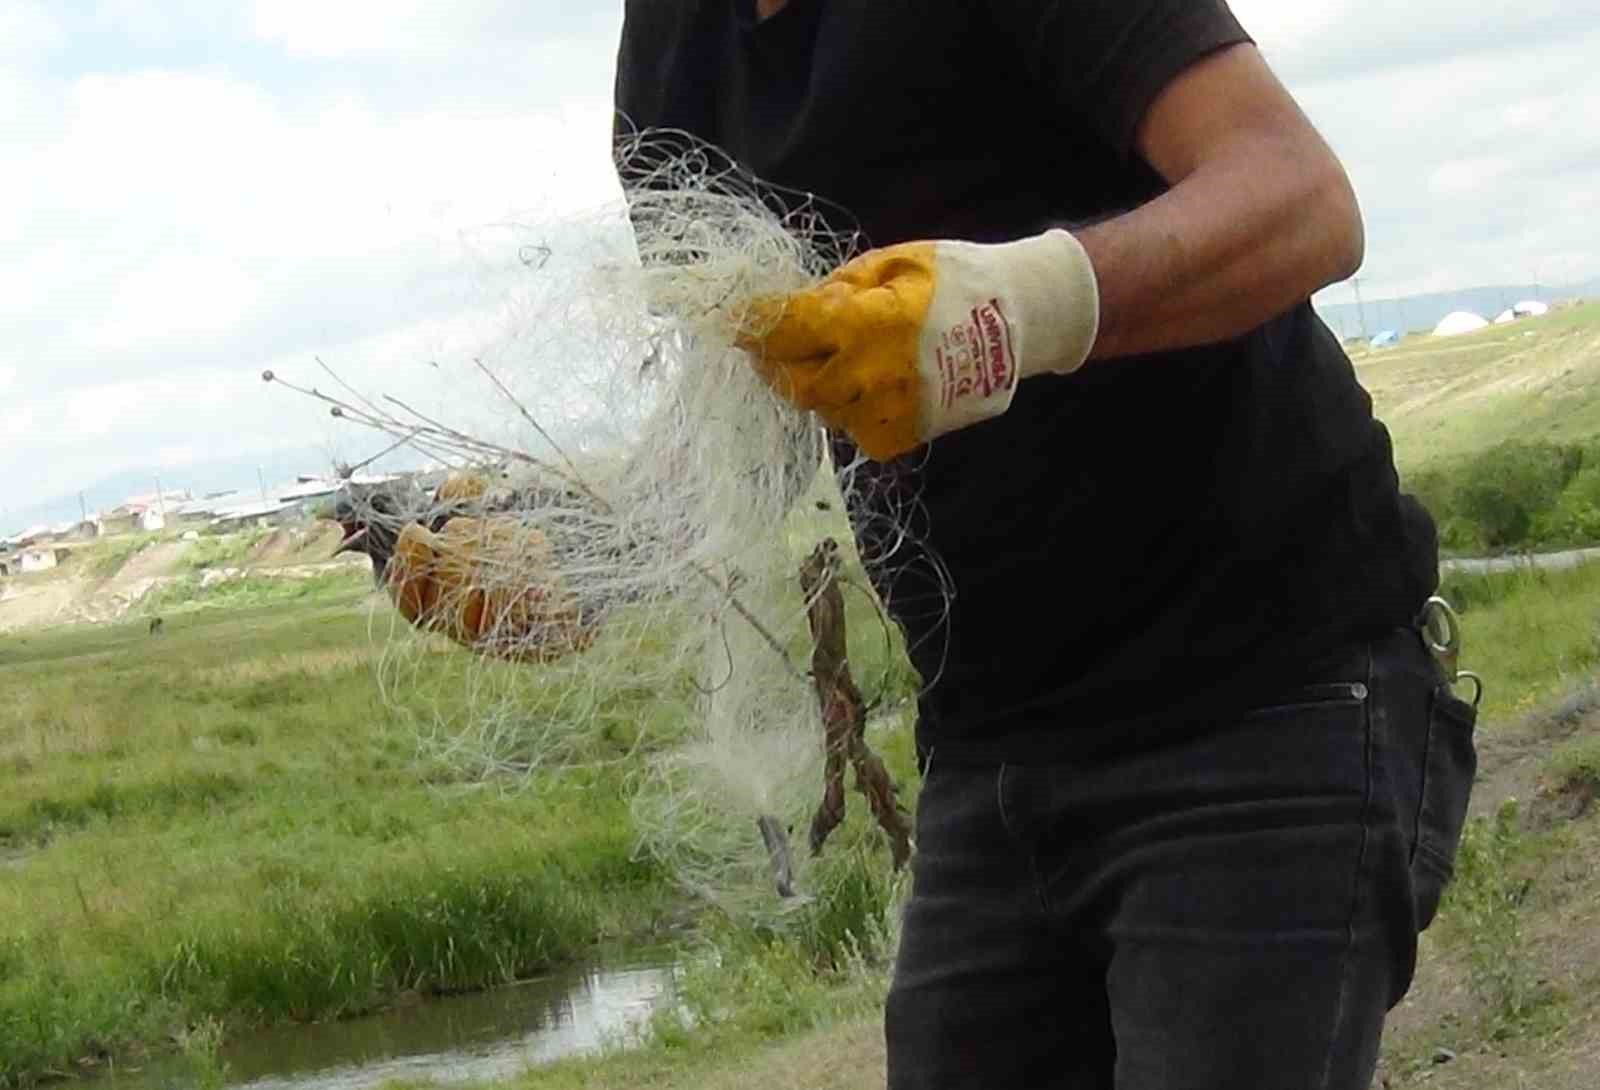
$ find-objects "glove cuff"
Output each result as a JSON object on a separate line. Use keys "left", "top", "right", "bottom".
{"left": 991, "top": 228, "right": 1101, "bottom": 379}
{"left": 912, "top": 229, "right": 1101, "bottom": 445}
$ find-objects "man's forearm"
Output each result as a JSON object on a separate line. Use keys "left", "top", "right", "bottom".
{"left": 1077, "top": 141, "right": 1362, "bottom": 361}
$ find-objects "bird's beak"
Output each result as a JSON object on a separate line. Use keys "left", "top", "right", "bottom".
{"left": 332, "top": 525, "right": 367, "bottom": 557}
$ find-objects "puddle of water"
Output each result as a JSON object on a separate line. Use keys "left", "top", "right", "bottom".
{"left": 98, "top": 955, "right": 681, "bottom": 1090}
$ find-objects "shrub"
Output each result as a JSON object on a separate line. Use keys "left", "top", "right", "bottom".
{"left": 1406, "top": 439, "right": 1600, "bottom": 552}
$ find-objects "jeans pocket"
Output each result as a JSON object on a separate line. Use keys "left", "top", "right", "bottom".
{"left": 1240, "top": 682, "right": 1370, "bottom": 720}
{"left": 1410, "top": 683, "right": 1479, "bottom": 931}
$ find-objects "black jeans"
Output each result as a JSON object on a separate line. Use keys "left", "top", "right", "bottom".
{"left": 885, "top": 627, "right": 1478, "bottom": 1090}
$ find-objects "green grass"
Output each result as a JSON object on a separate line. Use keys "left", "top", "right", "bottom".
{"left": 0, "top": 533, "right": 922, "bottom": 1088}
{"left": 0, "top": 594, "right": 683, "bottom": 1086}
{"left": 176, "top": 530, "right": 269, "bottom": 573}
{"left": 1435, "top": 800, "right": 1564, "bottom": 1042}
{"left": 1438, "top": 563, "right": 1600, "bottom": 723}
{"left": 1543, "top": 734, "right": 1600, "bottom": 800}
{"left": 1361, "top": 300, "right": 1600, "bottom": 476}
{"left": 139, "top": 569, "right": 366, "bottom": 617}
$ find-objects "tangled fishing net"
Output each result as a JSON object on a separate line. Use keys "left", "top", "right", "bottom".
{"left": 269, "top": 130, "right": 939, "bottom": 918}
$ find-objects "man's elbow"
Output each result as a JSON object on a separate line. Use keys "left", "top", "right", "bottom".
{"left": 1317, "top": 159, "right": 1366, "bottom": 285}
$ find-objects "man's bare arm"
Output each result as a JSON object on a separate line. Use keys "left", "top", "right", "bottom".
{"left": 1079, "top": 43, "right": 1364, "bottom": 361}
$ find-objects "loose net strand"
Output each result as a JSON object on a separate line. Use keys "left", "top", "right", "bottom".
{"left": 269, "top": 129, "right": 949, "bottom": 917}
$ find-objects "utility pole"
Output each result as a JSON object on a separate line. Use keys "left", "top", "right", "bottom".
{"left": 155, "top": 476, "right": 168, "bottom": 523}
{"left": 79, "top": 492, "right": 88, "bottom": 523}
{"left": 257, "top": 467, "right": 268, "bottom": 503}
{"left": 1352, "top": 277, "right": 1369, "bottom": 341}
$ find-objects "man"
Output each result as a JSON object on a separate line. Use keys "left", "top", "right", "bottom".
{"left": 614, "top": 3, "right": 1478, "bottom": 1087}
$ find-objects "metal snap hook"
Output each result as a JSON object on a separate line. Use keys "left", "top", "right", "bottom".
{"left": 1419, "top": 595, "right": 1482, "bottom": 707}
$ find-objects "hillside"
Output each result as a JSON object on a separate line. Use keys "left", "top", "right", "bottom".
{"left": 1355, "top": 300, "right": 1600, "bottom": 475}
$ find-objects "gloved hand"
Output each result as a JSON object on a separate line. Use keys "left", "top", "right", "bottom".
{"left": 384, "top": 516, "right": 595, "bottom": 664}
{"left": 735, "top": 229, "right": 1100, "bottom": 461}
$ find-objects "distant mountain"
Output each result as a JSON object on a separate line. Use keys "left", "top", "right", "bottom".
{"left": 1313, "top": 279, "right": 1595, "bottom": 341}
{"left": 1305, "top": 278, "right": 1593, "bottom": 337}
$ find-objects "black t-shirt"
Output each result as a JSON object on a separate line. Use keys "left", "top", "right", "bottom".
{"left": 613, "top": 0, "right": 1440, "bottom": 765}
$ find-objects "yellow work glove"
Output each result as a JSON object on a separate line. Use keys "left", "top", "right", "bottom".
{"left": 736, "top": 230, "right": 1100, "bottom": 461}
{"left": 384, "top": 516, "right": 595, "bottom": 664}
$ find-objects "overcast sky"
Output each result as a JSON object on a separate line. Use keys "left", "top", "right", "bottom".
{"left": 4, "top": 1, "right": 1598, "bottom": 526}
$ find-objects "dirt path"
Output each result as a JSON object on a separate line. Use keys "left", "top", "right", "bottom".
{"left": 1375, "top": 692, "right": 1600, "bottom": 1090}
{"left": 1469, "top": 688, "right": 1600, "bottom": 821}
{"left": 1443, "top": 547, "right": 1600, "bottom": 577}
{"left": 0, "top": 578, "right": 88, "bottom": 632}
{"left": 102, "top": 540, "right": 191, "bottom": 594}
{"left": 61, "top": 540, "right": 196, "bottom": 625}
{"left": 0, "top": 532, "right": 372, "bottom": 633}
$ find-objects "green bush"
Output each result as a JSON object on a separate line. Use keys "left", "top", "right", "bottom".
{"left": 1455, "top": 442, "right": 1579, "bottom": 548}
{"left": 1406, "top": 439, "right": 1600, "bottom": 552}
{"left": 1539, "top": 465, "right": 1600, "bottom": 544}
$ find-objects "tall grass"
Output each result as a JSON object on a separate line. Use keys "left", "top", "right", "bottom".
{"left": 140, "top": 569, "right": 365, "bottom": 617}
{"left": 1438, "top": 562, "right": 1600, "bottom": 723}
{"left": 0, "top": 594, "right": 679, "bottom": 1086}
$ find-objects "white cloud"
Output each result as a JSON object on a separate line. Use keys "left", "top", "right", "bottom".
{"left": 253, "top": 0, "right": 496, "bottom": 57}
{"left": 0, "top": 0, "right": 64, "bottom": 58}
{"left": 86, "top": 254, "right": 261, "bottom": 352}
{"left": 2, "top": 1, "right": 1598, "bottom": 524}
{"left": 1226, "top": 2, "right": 1347, "bottom": 55}
{"left": 1428, "top": 157, "right": 1512, "bottom": 196}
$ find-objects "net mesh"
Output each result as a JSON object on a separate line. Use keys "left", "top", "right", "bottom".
{"left": 268, "top": 129, "right": 946, "bottom": 915}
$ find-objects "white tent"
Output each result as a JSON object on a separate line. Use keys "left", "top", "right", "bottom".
{"left": 1433, "top": 311, "right": 1490, "bottom": 337}
{"left": 1494, "top": 309, "right": 1517, "bottom": 324}
{"left": 1513, "top": 300, "right": 1550, "bottom": 317}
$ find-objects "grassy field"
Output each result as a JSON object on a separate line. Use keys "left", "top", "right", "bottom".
{"left": 1439, "top": 563, "right": 1600, "bottom": 722}
{"left": 0, "top": 588, "right": 686, "bottom": 1085}
{"left": 1358, "top": 300, "right": 1600, "bottom": 476}
{"left": 0, "top": 521, "right": 920, "bottom": 1088}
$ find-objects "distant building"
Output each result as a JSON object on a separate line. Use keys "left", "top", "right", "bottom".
{"left": 19, "top": 546, "right": 60, "bottom": 574}
{"left": 101, "top": 489, "right": 188, "bottom": 534}
{"left": 274, "top": 477, "right": 343, "bottom": 516}
{"left": 209, "top": 500, "right": 293, "bottom": 532}
{"left": 12, "top": 524, "right": 53, "bottom": 549}
{"left": 170, "top": 499, "right": 224, "bottom": 525}
{"left": 118, "top": 488, "right": 191, "bottom": 512}
{"left": 59, "top": 519, "right": 103, "bottom": 542}
{"left": 1495, "top": 300, "right": 1551, "bottom": 325}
